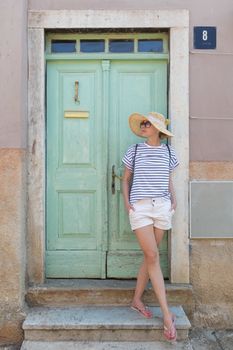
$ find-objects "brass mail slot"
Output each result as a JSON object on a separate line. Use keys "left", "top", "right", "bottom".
{"left": 64, "top": 111, "right": 89, "bottom": 118}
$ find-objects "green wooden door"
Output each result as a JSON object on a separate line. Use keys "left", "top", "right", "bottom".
{"left": 107, "top": 60, "right": 168, "bottom": 278}
{"left": 46, "top": 59, "right": 168, "bottom": 278}
{"left": 46, "top": 60, "right": 107, "bottom": 277}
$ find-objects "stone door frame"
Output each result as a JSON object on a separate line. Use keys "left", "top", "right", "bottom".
{"left": 27, "top": 9, "right": 189, "bottom": 284}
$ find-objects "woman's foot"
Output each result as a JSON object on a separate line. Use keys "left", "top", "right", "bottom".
{"left": 163, "top": 313, "right": 177, "bottom": 342}
{"left": 131, "top": 300, "right": 153, "bottom": 318}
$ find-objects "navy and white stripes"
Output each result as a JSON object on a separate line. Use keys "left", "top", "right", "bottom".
{"left": 122, "top": 142, "right": 179, "bottom": 204}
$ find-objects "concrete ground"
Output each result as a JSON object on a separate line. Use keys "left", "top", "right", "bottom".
{"left": 1, "top": 328, "right": 233, "bottom": 350}
{"left": 189, "top": 328, "right": 233, "bottom": 350}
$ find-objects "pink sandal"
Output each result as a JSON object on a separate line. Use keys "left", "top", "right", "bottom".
{"left": 163, "top": 315, "right": 177, "bottom": 343}
{"left": 130, "top": 304, "right": 153, "bottom": 319}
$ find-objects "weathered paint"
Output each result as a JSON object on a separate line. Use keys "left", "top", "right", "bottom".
{"left": 0, "top": 149, "right": 26, "bottom": 344}
{"left": 27, "top": 28, "right": 45, "bottom": 284}
{"left": 0, "top": 0, "right": 28, "bottom": 345}
{"left": 191, "top": 239, "right": 233, "bottom": 328}
{"left": 190, "top": 162, "right": 233, "bottom": 180}
{"left": 46, "top": 57, "right": 169, "bottom": 278}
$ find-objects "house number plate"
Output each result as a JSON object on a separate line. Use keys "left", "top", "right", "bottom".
{"left": 194, "top": 26, "right": 217, "bottom": 49}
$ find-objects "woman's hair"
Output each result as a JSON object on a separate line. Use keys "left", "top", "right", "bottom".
{"left": 159, "top": 132, "right": 168, "bottom": 140}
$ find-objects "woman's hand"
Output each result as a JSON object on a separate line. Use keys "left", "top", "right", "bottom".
{"left": 169, "top": 174, "right": 177, "bottom": 211}
{"left": 125, "top": 202, "right": 135, "bottom": 214}
{"left": 122, "top": 166, "right": 134, "bottom": 214}
{"left": 171, "top": 199, "right": 177, "bottom": 211}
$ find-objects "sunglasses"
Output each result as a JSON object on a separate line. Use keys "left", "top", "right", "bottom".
{"left": 140, "top": 120, "right": 152, "bottom": 129}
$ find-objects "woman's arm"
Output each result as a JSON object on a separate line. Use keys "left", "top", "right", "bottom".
{"left": 169, "top": 174, "right": 177, "bottom": 211}
{"left": 122, "top": 166, "right": 135, "bottom": 213}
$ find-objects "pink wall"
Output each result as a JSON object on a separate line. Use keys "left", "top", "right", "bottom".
{"left": 1, "top": 0, "right": 233, "bottom": 160}
{"left": 0, "top": 1, "right": 28, "bottom": 148}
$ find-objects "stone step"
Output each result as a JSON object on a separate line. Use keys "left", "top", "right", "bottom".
{"left": 26, "top": 280, "right": 193, "bottom": 319}
{"left": 21, "top": 340, "right": 193, "bottom": 350}
{"left": 22, "top": 305, "right": 191, "bottom": 342}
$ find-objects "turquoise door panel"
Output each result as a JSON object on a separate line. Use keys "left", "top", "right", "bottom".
{"left": 46, "top": 60, "right": 107, "bottom": 277}
{"left": 107, "top": 60, "right": 168, "bottom": 278}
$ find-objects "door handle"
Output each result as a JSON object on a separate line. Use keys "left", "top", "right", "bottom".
{"left": 112, "top": 165, "right": 122, "bottom": 194}
{"left": 74, "top": 81, "right": 80, "bottom": 103}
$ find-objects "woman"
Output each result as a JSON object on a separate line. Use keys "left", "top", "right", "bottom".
{"left": 122, "top": 112, "right": 179, "bottom": 342}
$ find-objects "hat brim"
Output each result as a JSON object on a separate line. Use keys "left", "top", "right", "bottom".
{"left": 129, "top": 113, "right": 174, "bottom": 138}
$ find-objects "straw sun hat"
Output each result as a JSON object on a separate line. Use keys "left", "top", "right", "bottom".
{"left": 129, "top": 112, "right": 174, "bottom": 138}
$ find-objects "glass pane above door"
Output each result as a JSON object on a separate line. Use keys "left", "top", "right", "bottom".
{"left": 51, "top": 40, "right": 76, "bottom": 53}
{"left": 80, "top": 40, "right": 105, "bottom": 53}
{"left": 138, "top": 39, "right": 163, "bottom": 52}
{"left": 109, "top": 39, "right": 134, "bottom": 53}
{"left": 46, "top": 33, "right": 168, "bottom": 56}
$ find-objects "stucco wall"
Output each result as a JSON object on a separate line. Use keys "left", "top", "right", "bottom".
{"left": 0, "top": 150, "right": 27, "bottom": 344}
{"left": 0, "top": 0, "right": 27, "bottom": 345}
{"left": 190, "top": 165, "right": 233, "bottom": 328}
{"left": 191, "top": 240, "right": 233, "bottom": 328}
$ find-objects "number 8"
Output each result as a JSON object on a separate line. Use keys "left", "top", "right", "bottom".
{"left": 202, "top": 30, "right": 208, "bottom": 41}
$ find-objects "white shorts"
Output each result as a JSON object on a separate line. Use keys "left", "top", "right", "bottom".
{"left": 129, "top": 197, "right": 175, "bottom": 231}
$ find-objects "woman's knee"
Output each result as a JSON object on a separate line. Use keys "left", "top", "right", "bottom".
{"left": 144, "top": 249, "right": 159, "bottom": 265}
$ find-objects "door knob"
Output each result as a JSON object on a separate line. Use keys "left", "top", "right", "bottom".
{"left": 112, "top": 165, "right": 122, "bottom": 194}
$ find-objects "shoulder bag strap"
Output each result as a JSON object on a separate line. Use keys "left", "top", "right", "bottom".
{"left": 130, "top": 143, "right": 138, "bottom": 195}
{"left": 166, "top": 143, "right": 171, "bottom": 168}
{"left": 132, "top": 144, "right": 138, "bottom": 173}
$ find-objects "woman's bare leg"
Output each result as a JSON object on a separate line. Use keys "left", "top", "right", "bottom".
{"left": 131, "top": 259, "right": 150, "bottom": 313}
{"left": 131, "top": 227, "right": 165, "bottom": 311}
{"left": 134, "top": 225, "right": 173, "bottom": 329}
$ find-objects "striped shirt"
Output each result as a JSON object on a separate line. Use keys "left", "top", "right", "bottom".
{"left": 122, "top": 142, "right": 179, "bottom": 204}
